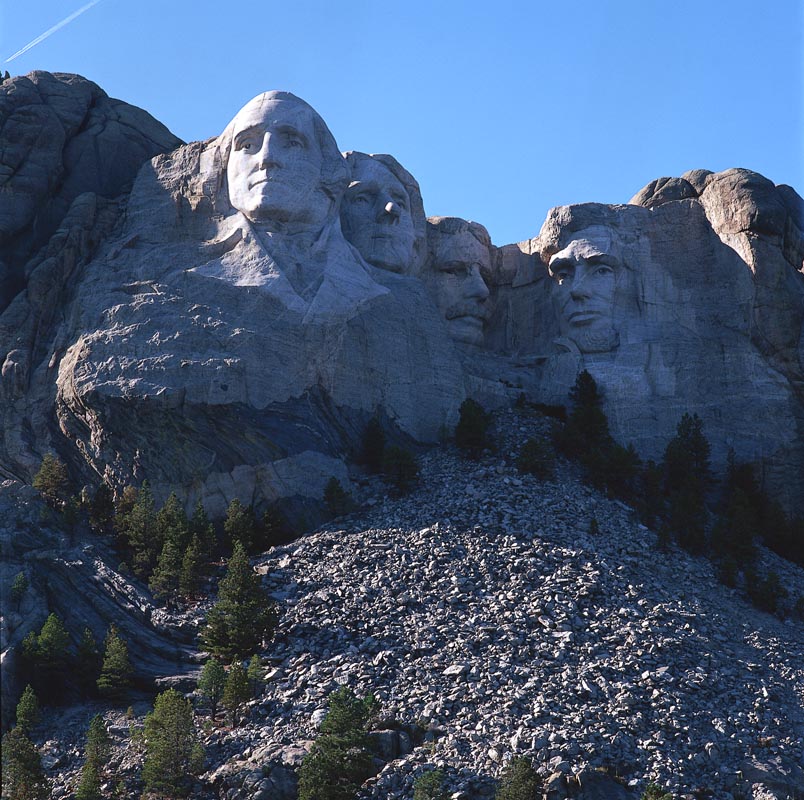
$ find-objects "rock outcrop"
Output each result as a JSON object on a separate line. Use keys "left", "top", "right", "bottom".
{"left": 0, "top": 74, "right": 802, "bottom": 518}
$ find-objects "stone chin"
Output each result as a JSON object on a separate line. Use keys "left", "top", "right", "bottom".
{"left": 447, "top": 315, "right": 486, "bottom": 346}
{"left": 565, "top": 324, "right": 619, "bottom": 353}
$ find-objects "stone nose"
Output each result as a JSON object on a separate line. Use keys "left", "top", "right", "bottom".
{"left": 569, "top": 268, "right": 591, "bottom": 300}
{"left": 467, "top": 265, "right": 490, "bottom": 300}
{"left": 377, "top": 196, "right": 401, "bottom": 224}
{"left": 256, "top": 133, "right": 281, "bottom": 169}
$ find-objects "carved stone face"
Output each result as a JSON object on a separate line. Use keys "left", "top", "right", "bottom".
{"left": 341, "top": 158, "right": 416, "bottom": 273}
{"left": 425, "top": 229, "right": 491, "bottom": 345}
{"left": 549, "top": 225, "right": 622, "bottom": 353}
{"left": 226, "top": 95, "right": 329, "bottom": 226}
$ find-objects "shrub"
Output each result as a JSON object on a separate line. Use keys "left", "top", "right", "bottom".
{"left": 201, "top": 542, "right": 278, "bottom": 660}
{"left": 10, "top": 572, "right": 28, "bottom": 609}
{"left": 495, "top": 756, "right": 541, "bottom": 800}
{"left": 360, "top": 417, "right": 386, "bottom": 473}
{"left": 414, "top": 769, "right": 448, "bottom": 800}
{"left": 324, "top": 477, "right": 352, "bottom": 518}
{"left": 641, "top": 785, "right": 672, "bottom": 800}
{"left": 516, "top": 437, "right": 555, "bottom": 479}
{"left": 222, "top": 661, "right": 251, "bottom": 726}
{"left": 382, "top": 446, "right": 419, "bottom": 496}
{"left": 455, "top": 398, "right": 491, "bottom": 458}
{"left": 746, "top": 569, "right": 787, "bottom": 615}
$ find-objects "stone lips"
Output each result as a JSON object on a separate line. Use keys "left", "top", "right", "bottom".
{"left": 0, "top": 72, "right": 803, "bottom": 517}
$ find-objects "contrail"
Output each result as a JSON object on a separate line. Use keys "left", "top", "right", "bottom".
{"left": 5, "top": 0, "right": 104, "bottom": 63}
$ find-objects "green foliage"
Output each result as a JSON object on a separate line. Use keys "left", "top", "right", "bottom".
{"left": 15, "top": 685, "right": 40, "bottom": 734}
{"left": 118, "top": 482, "right": 159, "bottom": 578}
{"left": 179, "top": 535, "right": 204, "bottom": 598}
{"left": 247, "top": 654, "right": 265, "bottom": 694}
{"left": 222, "top": 661, "right": 251, "bottom": 725}
{"left": 201, "top": 542, "right": 278, "bottom": 660}
{"left": 23, "top": 613, "right": 71, "bottom": 700}
{"left": 297, "top": 687, "right": 376, "bottom": 800}
{"left": 10, "top": 572, "right": 28, "bottom": 609}
{"left": 32, "top": 453, "right": 70, "bottom": 507}
{"left": 188, "top": 500, "right": 216, "bottom": 561}
{"left": 76, "top": 627, "right": 100, "bottom": 691}
{"left": 261, "top": 505, "right": 292, "bottom": 549}
{"left": 745, "top": 568, "right": 787, "bottom": 615}
{"left": 516, "top": 437, "right": 555, "bottom": 479}
{"left": 413, "top": 769, "right": 448, "bottom": 800}
{"left": 640, "top": 785, "right": 672, "bottom": 800}
{"left": 74, "top": 759, "right": 102, "bottom": 800}
{"left": 97, "top": 626, "right": 133, "bottom": 698}
{"left": 382, "top": 445, "right": 419, "bottom": 496}
{"left": 197, "top": 658, "right": 226, "bottom": 717}
{"left": 155, "top": 493, "right": 190, "bottom": 550}
{"left": 149, "top": 537, "right": 183, "bottom": 601}
{"left": 455, "top": 398, "right": 491, "bottom": 458}
{"left": 85, "top": 714, "right": 111, "bottom": 765}
{"left": 495, "top": 756, "right": 541, "bottom": 800}
{"left": 223, "top": 499, "right": 258, "bottom": 554}
{"left": 88, "top": 484, "right": 115, "bottom": 532}
{"left": 324, "top": 477, "right": 352, "bottom": 518}
{"left": 142, "top": 689, "right": 203, "bottom": 797}
{"left": 360, "top": 417, "right": 386, "bottom": 473}
{"left": 37, "top": 613, "right": 70, "bottom": 664}
{"left": 1, "top": 727, "right": 50, "bottom": 800}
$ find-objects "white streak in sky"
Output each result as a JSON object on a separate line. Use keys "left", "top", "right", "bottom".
{"left": 5, "top": 0, "right": 103, "bottom": 63}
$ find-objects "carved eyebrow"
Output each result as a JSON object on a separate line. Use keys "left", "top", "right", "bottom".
{"left": 549, "top": 256, "right": 573, "bottom": 271}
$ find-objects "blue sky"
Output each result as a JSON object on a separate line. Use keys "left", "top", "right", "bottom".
{"left": 2, "top": 0, "right": 801, "bottom": 245}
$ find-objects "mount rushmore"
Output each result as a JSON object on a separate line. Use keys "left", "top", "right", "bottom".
{"left": 1, "top": 71, "right": 803, "bottom": 519}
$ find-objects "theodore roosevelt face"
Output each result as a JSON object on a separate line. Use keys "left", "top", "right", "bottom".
{"left": 549, "top": 225, "right": 623, "bottom": 353}
{"left": 341, "top": 158, "right": 416, "bottom": 273}
{"left": 226, "top": 95, "right": 329, "bottom": 226}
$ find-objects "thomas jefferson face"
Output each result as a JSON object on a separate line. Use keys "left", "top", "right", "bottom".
{"left": 549, "top": 225, "right": 622, "bottom": 353}
{"left": 341, "top": 158, "right": 416, "bottom": 273}
{"left": 425, "top": 229, "right": 491, "bottom": 345}
{"left": 226, "top": 95, "right": 329, "bottom": 226}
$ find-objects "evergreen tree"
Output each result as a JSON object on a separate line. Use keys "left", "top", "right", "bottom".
{"left": 74, "top": 759, "right": 102, "bottom": 800}
{"left": 155, "top": 493, "right": 190, "bottom": 550}
{"left": 223, "top": 499, "right": 258, "bottom": 553}
{"left": 1, "top": 727, "right": 50, "bottom": 800}
{"left": 142, "top": 689, "right": 204, "bottom": 797}
{"left": 10, "top": 572, "right": 28, "bottom": 610}
{"left": 261, "top": 505, "right": 291, "bottom": 549}
{"left": 413, "top": 769, "right": 448, "bottom": 800}
{"left": 85, "top": 714, "right": 111, "bottom": 765}
{"left": 222, "top": 661, "right": 251, "bottom": 725}
{"left": 188, "top": 500, "right": 216, "bottom": 560}
{"left": 119, "top": 482, "right": 159, "bottom": 577}
{"left": 495, "top": 756, "right": 541, "bottom": 800}
{"left": 149, "top": 537, "right": 183, "bottom": 601}
{"left": 179, "top": 535, "right": 204, "bottom": 598}
{"left": 297, "top": 687, "right": 376, "bottom": 800}
{"left": 201, "top": 542, "right": 278, "bottom": 660}
{"left": 382, "top": 446, "right": 419, "bottom": 496}
{"left": 454, "top": 398, "right": 491, "bottom": 458}
{"left": 32, "top": 453, "right": 70, "bottom": 507}
{"left": 323, "top": 477, "right": 352, "bottom": 518}
{"left": 76, "top": 627, "right": 101, "bottom": 691}
{"left": 360, "top": 417, "right": 385, "bottom": 473}
{"left": 88, "top": 484, "right": 115, "bottom": 533}
{"left": 97, "top": 626, "right": 133, "bottom": 698}
{"left": 247, "top": 654, "right": 265, "bottom": 696}
{"left": 25, "top": 612, "right": 71, "bottom": 700}
{"left": 15, "top": 685, "right": 40, "bottom": 734}
{"left": 197, "top": 658, "right": 226, "bottom": 717}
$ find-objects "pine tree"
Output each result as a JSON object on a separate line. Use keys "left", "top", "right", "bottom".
{"left": 32, "top": 453, "right": 70, "bottom": 507}
{"left": 324, "top": 477, "right": 352, "bottom": 518}
{"left": 222, "top": 661, "right": 251, "bottom": 726}
{"left": 179, "top": 535, "right": 204, "bottom": 598}
{"left": 382, "top": 446, "right": 419, "bottom": 496}
{"left": 495, "top": 756, "right": 541, "bottom": 800}
{"left": 119, "top": 482, "right": 159, "bottom": 578}
{"left": 88, "top": 484, "right": 115, "bottom": 533}
{"left": 454, "top": 398, "right": 491, "bottom": 458}
{"left": 201, "top": 542, "right": 278, "bottom": 660}
{"left": 414, "top": 769, "right": 448, "bottom": 800}
{"left": 76, "top": 627, "right": 101, "bottom": 691}
{"left": 188, "top": 500, "right": 216, "bottom": 560}
{"left": 360, "top": 417, "right": 385, "bottom": 473}
{"left": 85, "top": 714, "right": 111, "bottom": 765}
{"left": 197, "top": 658, "right": 226, "bottom": 717}
{"left": 1, "top": 727, "right": 50, "bottom": 800}
{"left": 74, "top": 759, "right": 102, "bottom": 800}
{"left": 15, "top": 685, "right": 40, "bottom": 734}
{"left": 223, "top": 499, "right": 258, "bottom": 553}
{"left": 149, "top": 538, "right": 183, "bottom": 601}
{"left": 97, "top": 626, "right": 133, "bottom": 698}
{"left": 10, "top": 572, "right": 28, "bottom": 610}
{"left": 155, "top": 493, "right": 190, "bottom": 551}
{"left": 297, "top": 687, "right": 376, "bottom": 800}
{"left": 247, "top": 654, "right": 265, "bottom": 695}
{"left": 142, "top": 689, "right": 204, "bottom": 797}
